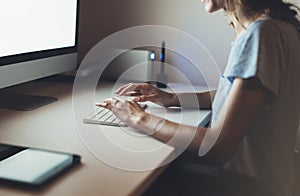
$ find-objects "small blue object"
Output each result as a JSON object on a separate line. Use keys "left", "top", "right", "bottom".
{"left": 160, "top": 41, "right": 166, "bottom": 62}
{"left": 150, "top": 51, "right": 156, "bottom": 61}
{"left": 160, "top": 53, "right": 164, "bottom": 61}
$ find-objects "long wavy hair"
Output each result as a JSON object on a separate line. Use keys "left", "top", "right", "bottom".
{"left": 223, "top": 0, "right": 300, "bottom": 30}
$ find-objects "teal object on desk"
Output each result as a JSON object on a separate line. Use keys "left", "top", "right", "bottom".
{"left": 0, "top": 148, "right": 79, "bottom": 187}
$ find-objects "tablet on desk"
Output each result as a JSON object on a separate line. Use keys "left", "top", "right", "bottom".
{"left": 0, "top": 144, "right": 80, "bottom": 188}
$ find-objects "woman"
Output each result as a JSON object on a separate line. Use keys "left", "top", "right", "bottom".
{"left": 97, "top": 0, "right": 300, "bottom": 195}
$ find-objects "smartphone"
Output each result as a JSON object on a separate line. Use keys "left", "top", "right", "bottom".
{"left": 0, "top": 143, "right": 80, "bottom": 188}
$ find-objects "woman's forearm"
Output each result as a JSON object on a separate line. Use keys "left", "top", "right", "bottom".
{"left": 135, "top": 113, "right": 208, "bottom": 156}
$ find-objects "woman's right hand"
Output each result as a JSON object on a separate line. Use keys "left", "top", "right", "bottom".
{"left": 115, "top": 83, "right": 178, "bottom": 107}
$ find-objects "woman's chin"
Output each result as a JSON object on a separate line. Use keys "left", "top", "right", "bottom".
{"left": 204, "top": 2, "right": 223, "bottom": 13}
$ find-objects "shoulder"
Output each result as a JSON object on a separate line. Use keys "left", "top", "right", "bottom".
{"left": 247, "top": 18, "right": 296, "bottom": 40}
{"left": 246, "top": 18, "right": 281, "bottom": 39}
{"left": 250, "top": 18, "right": 280, "bottom": 31}
{"left": 232, "top": 18, "right": 285, "bottom": 50}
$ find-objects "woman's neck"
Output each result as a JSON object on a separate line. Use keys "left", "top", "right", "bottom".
{"left": 227, "top": 12, "right": 268, "bottom": 38}
{"left": 227, "top": 13, "right": 247, "bottom": 38}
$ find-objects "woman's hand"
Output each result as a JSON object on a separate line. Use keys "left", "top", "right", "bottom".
{"left": 115, "top": 83, "right": 178, "bottom": 107}
{"left": 96, "top": 97, "right": 150, "bottom": 129}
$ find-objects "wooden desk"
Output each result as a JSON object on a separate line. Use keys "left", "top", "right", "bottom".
{"left": 0, "top": 77, "right": 211, "bottom": 196}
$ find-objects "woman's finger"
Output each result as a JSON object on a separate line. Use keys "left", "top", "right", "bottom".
{"left": 95, "top": 98, "right": 112, "bottom": 110}
{"left": 115, "top": 83, "right": 148, "bottom": 96}
{"left": 124, "top": 90, "right": 142, "bottom": 96}
{"left": 115, "top": 83, "right": 131, "bottom": 94}
{"left": 115, "top": 83, "right": 140, "bottom": 96}
{"left": 136, "top": 94, "right": 158, "bottom": 102}
{"left": 112, "top": 97, "right": 127, "bottom": 109}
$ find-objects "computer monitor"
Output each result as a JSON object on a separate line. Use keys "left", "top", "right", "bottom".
{"left": 0, "top": 0, "right": 79, "bottom": 110}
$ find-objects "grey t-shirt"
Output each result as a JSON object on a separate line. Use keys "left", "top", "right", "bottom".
{"left": 211, "top": 18, "right": 300, "bottom": 195}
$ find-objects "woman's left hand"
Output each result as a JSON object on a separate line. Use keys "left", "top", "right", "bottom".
{"left": 96, "top": 97, "right": 149, "bottom": 129}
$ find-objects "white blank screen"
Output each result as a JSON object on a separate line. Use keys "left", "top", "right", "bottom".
{"left": 0, "top": 0, "right": 77, "bottom": 58}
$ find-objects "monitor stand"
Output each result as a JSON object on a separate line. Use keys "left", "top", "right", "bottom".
{"left": 0, "top": 92, "right": 57, "bottom": 111}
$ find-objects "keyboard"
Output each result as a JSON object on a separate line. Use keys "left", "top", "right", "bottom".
{"left": 83, "top": 104, "right": 147, "bottom": 127}
{"left": 83, "top": 107, "right": 127, "bottom": 127}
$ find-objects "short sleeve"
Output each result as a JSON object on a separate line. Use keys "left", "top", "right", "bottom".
{"left": 223, "top": 19, "right": 283, "bottom": 95}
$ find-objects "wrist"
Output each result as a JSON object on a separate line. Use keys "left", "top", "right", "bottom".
{"left": 133, "top": 111, "right": 151, "bottom": 129}
{"left": 132, "top": 112, "right": 166, "bottom": 135}
{"left": 169, "top": 93, "right": 179, "bottom": 107}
